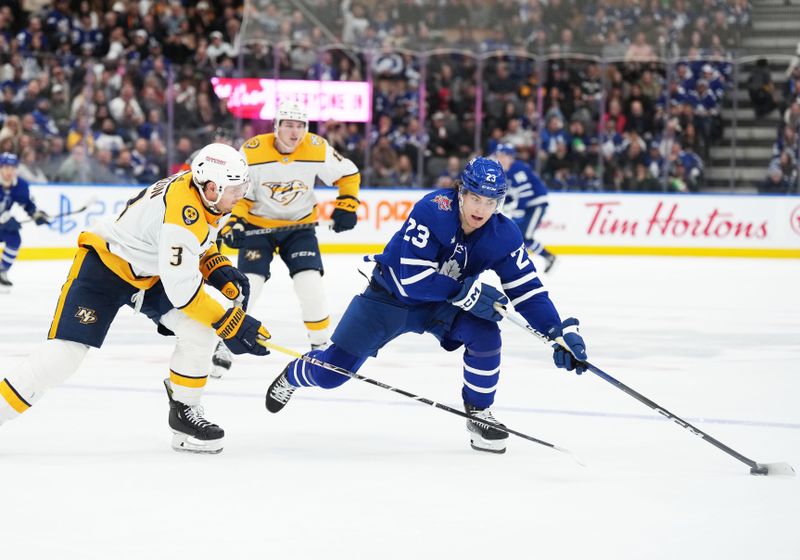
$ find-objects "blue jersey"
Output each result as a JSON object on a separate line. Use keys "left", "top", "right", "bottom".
{"left": 503, "top": 160, "right": 549, "bottom": 245}
{"left": 0, "top": 176, "right": 37, "bottom": 219}
{"left": 372, "top": 189, "right": 560, "bottom": 334}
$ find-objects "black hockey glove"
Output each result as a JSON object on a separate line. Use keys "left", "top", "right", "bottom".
{"left": 449, "top": 276, "right": 508, "bottom": 322}
{"left": 330, "top": 195, "right": 359, "bottom": 232}
{"left": 220, "top": 217, "right": 247, "bottom": 248}
{"left": 31, "top": 209, "right": 52, "bottom": 226}
{"left": 213, "top": 307, "right": 270, "bottom": 356}
{"left": 548, "top": 318, "right": 588, "bottom": 375}
{"left": 200, "top": 252, "right": 250, "bottom": 310}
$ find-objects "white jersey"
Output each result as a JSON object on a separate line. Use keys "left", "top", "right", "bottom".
{"left": 235, "top": 132, "right": 360, "bottom": 227}
{"left": 77, "top": 170, "right": 229, "bottom": 327}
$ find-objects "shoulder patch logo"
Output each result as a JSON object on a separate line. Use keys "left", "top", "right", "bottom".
{"left": 433, "top": 194, "right": 452, "bottom": 211}
{"left": 310, "top": 134, "right": 321, "bottom": 145}
{"left": 182, "top": 205, "right": 199, "bottom": 225}
{"left": 245, "top": 137, "right": 260, "bottom": 149}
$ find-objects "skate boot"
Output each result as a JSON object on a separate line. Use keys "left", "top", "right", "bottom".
{"left": 465, "top": 403, "right": 508, "bottom": 454}
{"left": 265, "top": 365, "right": 297, "bottom": 413}
{"left": 210, "top": 340, "right": 232, "bottom": 379}
{"left": 163, "top": 379, "right": 224, "bottom": 454}
{"left": 310, "top": 341, "right": 329, "bottom": 351}
{"left": 0, "top": 269, "right": 12, "bottom": 290}
{"left": 543, "top": 253, "right": 557, "bottom": 273}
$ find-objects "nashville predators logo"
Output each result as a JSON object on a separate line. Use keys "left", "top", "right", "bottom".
{"left": 75, "top": 306, "right": 98, "bottom": 325}
{"left": 265, "top": 180, "right": 309, "bottom": 206}
{"left": 245, "top": 137, "right": 260, "bottom": 149}
{"left": 182, "top": 205, "right": 199, "bottom": 225}
{"left": 244, "top": 249, "right": 262, "bottom": 261}
{"left": 222, "top": 284, "right": 239, "bottom": 299}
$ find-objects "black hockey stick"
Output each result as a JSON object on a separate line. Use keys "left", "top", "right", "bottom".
{"left": 497, "top": 304, "right": 795, "bottom": 477}
{"left": 19, "top": 196, "right": 98, "bottom": 224}
{"left": 243, "top": 220, "right": 332, "bottom": 237}
{"left": 257, "top": 337, "right": 586, "bottom": 466}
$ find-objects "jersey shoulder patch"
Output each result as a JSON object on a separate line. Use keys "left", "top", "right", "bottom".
{"left": 163, "top": 176, "right": 208, "bottom": 242}
{"left": 293, "top": 134, "right": 327, "bottom": 162}
{"left": 414, "top": 190, "right": 458, "bottom": 245}
{"left": 242, "top": 134, "right": 279, "bottom": 165}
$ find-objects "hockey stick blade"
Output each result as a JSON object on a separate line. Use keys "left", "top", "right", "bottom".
{"left": 256, "top": 336, "right": 586, "bottom": 466}
{"left": 495, "top": 303, "right": 795, "bottom": 477}
{"left": 750, "top": 462, "right": 796, "bottom": 477}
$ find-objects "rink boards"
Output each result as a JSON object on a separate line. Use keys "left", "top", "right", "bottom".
{"left": 10, "top": 184, "right": 800, "bottom": 259}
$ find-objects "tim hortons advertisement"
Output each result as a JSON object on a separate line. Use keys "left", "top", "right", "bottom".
{"left": 13, "top": 185, "right": 800, "bottom": 259}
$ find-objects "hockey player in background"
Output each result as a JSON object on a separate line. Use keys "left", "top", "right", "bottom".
{"left": 492, "top": 144, "right": 557, "bottom": 273}
{"left": 0, "top": 152, "right": 52, "bottom": 289}
{"left": 0, "top": 144, "right": 271, "bottom": 454}
{"left": 264, "top": 157, "right": 587, "bottom": 454}
{"left": 215, "top": 100, "right": 361, "bottom": 377}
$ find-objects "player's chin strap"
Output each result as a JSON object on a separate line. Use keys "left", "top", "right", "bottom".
{"left": 256, "top": 335, "right": 586, "bottom": 467}
{"left": 494, "top": 302, "right": 796, "bottom": 478}
{"left": 193, "top": 178, "right": 226, "bottom": 215}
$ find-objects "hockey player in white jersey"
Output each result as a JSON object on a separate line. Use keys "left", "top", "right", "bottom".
{"left": 214, "top": 100, "right": 361, "bottom": 377}
{"left": 0, "top": 144, "right": 271, "bottom": 454}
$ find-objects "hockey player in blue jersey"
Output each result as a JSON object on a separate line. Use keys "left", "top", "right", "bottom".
{"left": 264, "top": 157, "right": 587, "bottom": 454}
{"left": 0, "top": 152, "right": 51, "bottom": 289}
{"left": 492, "top": 144, "right": 557, "bottom": 273}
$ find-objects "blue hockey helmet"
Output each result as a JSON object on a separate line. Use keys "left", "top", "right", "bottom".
{"left": 493, "top": 143, "right": 517, "bottom": 157}
{"left": 460, "top": 156, "right": 507, "bottom": 201}
{"left": 0, "top": 152, "right": 19, "bottom": 167}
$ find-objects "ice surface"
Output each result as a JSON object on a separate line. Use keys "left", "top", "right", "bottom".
{"left": 1, "top": 254, "right": 798, "bottom": 559}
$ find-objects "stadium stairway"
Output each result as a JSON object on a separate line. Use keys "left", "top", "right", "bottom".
{"left": 706, "top": 0, "right": 800, "bottom": 191}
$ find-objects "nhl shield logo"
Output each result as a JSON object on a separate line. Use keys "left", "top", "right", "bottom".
{"left": 75, "top": 306, "right": 98, "bottom": 325}
{"left": 433, "top": 194, "right": 452, "bottom": 211}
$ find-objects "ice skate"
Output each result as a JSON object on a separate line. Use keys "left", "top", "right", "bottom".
{"left": 543, "top": 253, "right": 557, "bottom": 274}
{"left": 265, "top": 365, "right": 297, "bottom": 413}
{"left": 210, "top": 340, "right": 232, "bottom": 378}
{"left": 163, "top": 379, "right": 224, "bottom": 454}
{"left": 0, "top": 269, "right": 12, "bottom": 291}
{"left": 310, "top": 341, "right": 330, "bottom": 351}
{"left": 465, "top": 403, "right": 508, "bottom": 454}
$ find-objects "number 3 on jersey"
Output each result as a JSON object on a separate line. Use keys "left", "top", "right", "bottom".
{"left": 402, "top": 218, "right": 430, "bottom": 248}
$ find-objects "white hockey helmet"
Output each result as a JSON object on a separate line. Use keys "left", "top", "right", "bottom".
{"left": 190, "top": 143, "right": 250, "bottom": 210}
{"left": 275, "top": 99, "right": 309, "bottom": 130}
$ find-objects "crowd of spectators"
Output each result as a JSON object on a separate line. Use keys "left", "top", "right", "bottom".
{"left": 0, "top": 0, "right": 779, "bottom": 193}
{"left": 760, "top": 56, "right": 800, "bottom": 194}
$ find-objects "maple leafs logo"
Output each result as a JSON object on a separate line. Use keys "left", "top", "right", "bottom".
{"left": 439, "top": 259, "right": 461, "bottom": 279}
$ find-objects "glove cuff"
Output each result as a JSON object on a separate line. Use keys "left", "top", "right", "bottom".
{"left": 334, "top": 195, "right": 359, "bottom": 213}
{"left": 200, "top": 253, "right": 232, "bottom": 280}
{"left": 214, "top": 307, "right": 245, "bottom": 339}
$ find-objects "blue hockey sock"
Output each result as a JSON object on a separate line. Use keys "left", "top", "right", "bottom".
{"left": 286, "top": 345, "right": 366, "bottom": 390}
{"left": 449, "top": 314, "right": 502, "bottom": 409}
